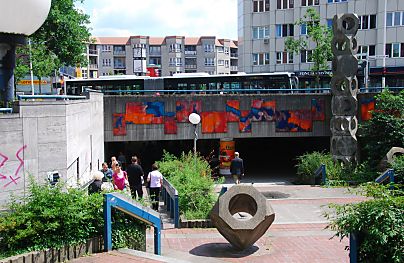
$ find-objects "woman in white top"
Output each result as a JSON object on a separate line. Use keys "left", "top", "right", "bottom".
{"left": 147, "top": 163, "right": 163, "bottom": 211}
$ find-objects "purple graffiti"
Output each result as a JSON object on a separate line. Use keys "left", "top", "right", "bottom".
{"left": 0, "top": 152, "right": 8, "bottom": 168}
{"left": 3, "top": 176, "right": 20, "bottom": 188}
{"left": 15, "top": 145, "right": 27, "bottom": 176}
{"left": 0, "top": 145, "right": 27, "bottom": 188}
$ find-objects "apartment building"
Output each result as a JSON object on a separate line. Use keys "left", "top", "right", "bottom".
{"left": 80, "top": 36, "right": 238, "bottom": 78}
{"left": 238, "top": 0, "right": 404, "bottom": 87}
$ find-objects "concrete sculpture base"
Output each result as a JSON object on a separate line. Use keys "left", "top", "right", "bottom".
{"left": 210, "top": 185, "right": 275, "bottom": 250}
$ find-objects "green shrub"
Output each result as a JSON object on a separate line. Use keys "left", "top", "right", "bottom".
{"left": 391, "top": 155, "right": 404, "bottom": 185}
{"left": 295, "top": 151, "right": 342, "bottom": 184}
{"left": 158, "top": 151, "right": 217, "bottom": 219}
{"left": 0, "top": 178, "right": 146, "bottom": 259}
{"left": 327, "top": 183, "right": 404, "bottom": 263}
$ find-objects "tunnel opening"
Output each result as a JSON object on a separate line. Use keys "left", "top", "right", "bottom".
{"left": 105, "top": 136, "right": 329, "bottom": 183}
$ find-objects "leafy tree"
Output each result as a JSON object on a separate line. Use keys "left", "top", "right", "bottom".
{"left": 14, "top": 0, "right": 91, "bottom": 87}
{"left": 285, "top": 8, "right": 333, "bottom": 88}
{"left": 359, "top": 90, "right": 404, "bottom": 168}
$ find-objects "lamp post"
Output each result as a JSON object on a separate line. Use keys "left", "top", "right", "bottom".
{"left": 0, "top": 0, "right": 51, "bottom": 105}
{"left": 188, "top": 113, "right": 201, "bottom": 155}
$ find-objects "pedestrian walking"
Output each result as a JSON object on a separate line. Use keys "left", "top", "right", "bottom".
{"left": 147, "top": 163, "right": 163, "bottom": 211}
{"left": 230, "top": 152, "right": 244, "bottom": 184}
{"left": 100, "top": 162, "right": 113, "bottom": 182}
{"left": 112, "top": 161, "right": 129, "bottom": 191}
{"left": 127, "top": 156, "right": 144, "bottom": 199}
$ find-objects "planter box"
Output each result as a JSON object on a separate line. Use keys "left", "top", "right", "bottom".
{"left": 0, "top": 237, "right": 103, "bottom": 263}
{"left": 180, "top": 215, "right": 213, "bottom": 228}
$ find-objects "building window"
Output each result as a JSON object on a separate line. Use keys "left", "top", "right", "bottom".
{"left": 359, "top": 15, "right": 376, "bottom": 30}
{"left": 276, "top": 52, "right": 293, "bottom": 64}
{"left": 204, "top": 44, "right": 215, "bottom": 53}
{"left": 358, "top": 45, "right": 375, "bottom": 60}
{"left": 169, "top": 57, "right": 182, "bottom": 66}
{"left": 385, "top": 43, "right": 404, "bottom": 58}
{"left": 102, "top": 59, "right": 111, "bottom": 67}
{"left": 169, "top": 43, "right": 182, "bottom": 52}
{"left": 101, "top": 45, "right": 111, "bottom": 52}
{"left": 149, "top": 46, "right": 161, "bottom": 54}
{"left": 253, "top": 0, "right": 270, "bottom": 12}
{"left": 225, "top": 60, "right": 229, "bottom": 68}
{"left": 252, "top": 26, "right": 270, "bottom": 39}
{"left": 149, "top": 57, "right": 161, "bottom": 66}
{"left": 386, "top": 11, "right": 404, "bottom": 26}
{"left": 301, "top": 0, "right": 319, "bottom": 7}
{"left": 218, "top": 59, "right": 224, "bottom": 66}
{"left": 224, "top": 47, "right": 230, "bottom": 54}
{"left": 300, "top": 24, "right": 307, "bottom": 35}
{"left": 276, "top": 24, "right": 294, "bottom": 37}
{"left": 300, "top": 50, "right": 313, "bottom": 63}
{"left": 204, "top": 58, "right": 215, "bottom": 66}
{"left": 277, "top": 0, "right": 293, "bottom": 9}
{"left": 253, "top": 53, "right": 270, "bottom": 65}
{"left": 327, "top": 0, "right": 348, "bottom": 3}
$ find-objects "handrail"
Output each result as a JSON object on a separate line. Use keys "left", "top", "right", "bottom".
{"left": 375, "top": 169, "right": 395, "bottom": 187}
{"left": 0, "top": 108, "right": 13, "bottom": 113}
{"left": 161, "top": 176, "right": 179, "bottom": 228}
{"left": 18, "top": 95, "right": 87, "bottom": 100}
{"left": 103, "top": 192, "right": 161, "bottom": 255}
{"left": 103, "top": 88, "right": 332, "bottom": 94}
{"left": 314, "top": 164, "right": 327, "bottom": 185}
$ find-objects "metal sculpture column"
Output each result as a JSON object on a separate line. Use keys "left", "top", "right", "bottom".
{"left": 330, "top": 14, "right": 360, "bottom": 165}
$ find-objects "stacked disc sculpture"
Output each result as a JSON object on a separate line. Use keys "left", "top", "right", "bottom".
{"left": 330, "top": 14, "right": 360, "bottom": 164}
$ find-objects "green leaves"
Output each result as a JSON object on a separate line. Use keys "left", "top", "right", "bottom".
{"left": 327, "top": 184, "right": 404, "bottom": 263}
{"left": 158, "top": 151, "right": 217, "bottom": 219}
{"left": 284, "top": 7, "right": 333, "bottom": 87}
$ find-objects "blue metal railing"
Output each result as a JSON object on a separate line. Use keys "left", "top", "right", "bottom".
{"left": 18, "top": 94, "right": 87, "bottom": 100}
{"left": 375, "top": 169, "right": 395, "bottom": 188}
{"left": 103, "top": 192, "right": 162, "bottom": 255}
{"left": 161, "top": 177, "right": 179, "bottom": 228}
{"left": 0, "top": 108, "right": 13, "bottom": 113}
{"left": 314, "top": 164, "right": 327, "bottom": 185}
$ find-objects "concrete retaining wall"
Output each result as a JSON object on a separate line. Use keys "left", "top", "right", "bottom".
{"left": 0, "top": 92, "right": 104, "bottom": 207}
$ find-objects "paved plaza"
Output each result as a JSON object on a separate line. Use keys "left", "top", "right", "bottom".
{"left": 72, "top": 184, "right": 366, "bottom": 263}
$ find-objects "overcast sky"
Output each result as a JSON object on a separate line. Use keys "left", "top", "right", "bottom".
{"left": 79, "top": 0, "right": 238, "bottom": 40}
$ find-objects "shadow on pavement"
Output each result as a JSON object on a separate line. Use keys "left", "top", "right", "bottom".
{"left": 189, "top": 243, "right": 259, "bottom": 258}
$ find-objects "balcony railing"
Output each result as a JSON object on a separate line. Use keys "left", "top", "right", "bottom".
{"left": 185, "top": 64, "right": 197, "bottom": 69}
{"left": 89, "top": 64, "right": 98, "bottom": 69}
{"left": 230, "top": 53, "right": 238, "bottom": 58}
{"left": 114, "top": 65, "right": 126, "bottom": 69}
{"left": 185, "top": 51, "right": 197, "bottom": 55}
{"left": 149, "top": 51, "right": 161, "bottom": 56}
{"left": 113, "top": 50, "right": 126, "bottom": 56}
{"left": 230, "top": 66, "right": 238, "bottom": 71}
{"left": 89, "top": 49, "right": 98, "bottom": 55}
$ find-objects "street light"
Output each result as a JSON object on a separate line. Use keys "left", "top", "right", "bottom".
{"left": 188, "top": 113, "right": 201, "bottom": 155}
{"left": 0, "top": 0, "right": 51, "bottom": 105}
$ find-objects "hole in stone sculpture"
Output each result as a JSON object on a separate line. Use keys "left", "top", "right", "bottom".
{"left": 228, "top": 194, "right": 258, "bottom": 221}
{"left": 350, "top": 119, "right": 356, "bottom": 130}
{"left": 336, "top": 79, "right": 347, "bottom": 91}
{"left": 335, "top": 39, "right": 347, "bottom": 51}
{"left": 342, "top": 17, "right": 355, "bottom": 30}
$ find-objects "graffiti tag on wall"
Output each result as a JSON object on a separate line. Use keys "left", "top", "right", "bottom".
{"left": 0, "top": 145, "right": 27, "bottom": 188}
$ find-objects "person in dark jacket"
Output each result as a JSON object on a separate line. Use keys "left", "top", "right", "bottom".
{"left": 126, "top": 156, "right": 144, "bottom": 199}
{"left": 230, "top": 152, "right": 244, "bottom": 184}
{"left": 88, "top": 171, "right": 104, "bottom": 194}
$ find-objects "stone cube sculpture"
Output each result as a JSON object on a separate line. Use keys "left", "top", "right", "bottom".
{"left": 210, "top": 185, "right": 275, "bottom": 250}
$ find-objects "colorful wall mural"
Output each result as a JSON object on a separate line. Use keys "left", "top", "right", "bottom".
{"left": 360, "top": 98, "right": 375, "bottom": 121}
{"left": 112, "top": 98, "right": 329, "bottom": 136}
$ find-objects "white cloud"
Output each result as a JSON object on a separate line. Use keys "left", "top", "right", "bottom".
{"left": 80, "top": 0, "right": 238, "bottom": 39}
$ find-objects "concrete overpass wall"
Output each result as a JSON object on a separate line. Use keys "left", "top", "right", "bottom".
{"left": 0, "top": 92, "right": 104, "bottom": 207}
{"left": 104, "top": 93, "right": 333, "bottom": 142}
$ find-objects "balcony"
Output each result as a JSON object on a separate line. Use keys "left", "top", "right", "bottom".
{"left": 230, "top": 66, "right": 238, "bottom": 71}
{"left": 185, "top": 64, "right": 197, "bottom": 69}
{"left": 89, "top": 49, "right": 98, "bottom": 55}
{"left": 89, "top": 64, "right": 98, "bottom": 69}
{"left": 113, "top": 50, "right": 126, "bottom": 56}
{"left": 230, "top": 53, "right": 238, "bottom": 58}
{"left": 149, "top": 51, "right": 161, "bottom": 56}
{"left": 185, "top": 51, "right": 197, "bottom": 56}
{"left": 114, "top": 64, "right": 126, "bottom": 69}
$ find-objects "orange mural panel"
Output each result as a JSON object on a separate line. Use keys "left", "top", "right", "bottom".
{"left": 201, "top": 112, "right": 227, "bottom": 133}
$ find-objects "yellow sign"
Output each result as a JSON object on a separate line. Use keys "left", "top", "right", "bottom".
{"left": 18, "top": 80, "right": 48, "bottom": 85}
